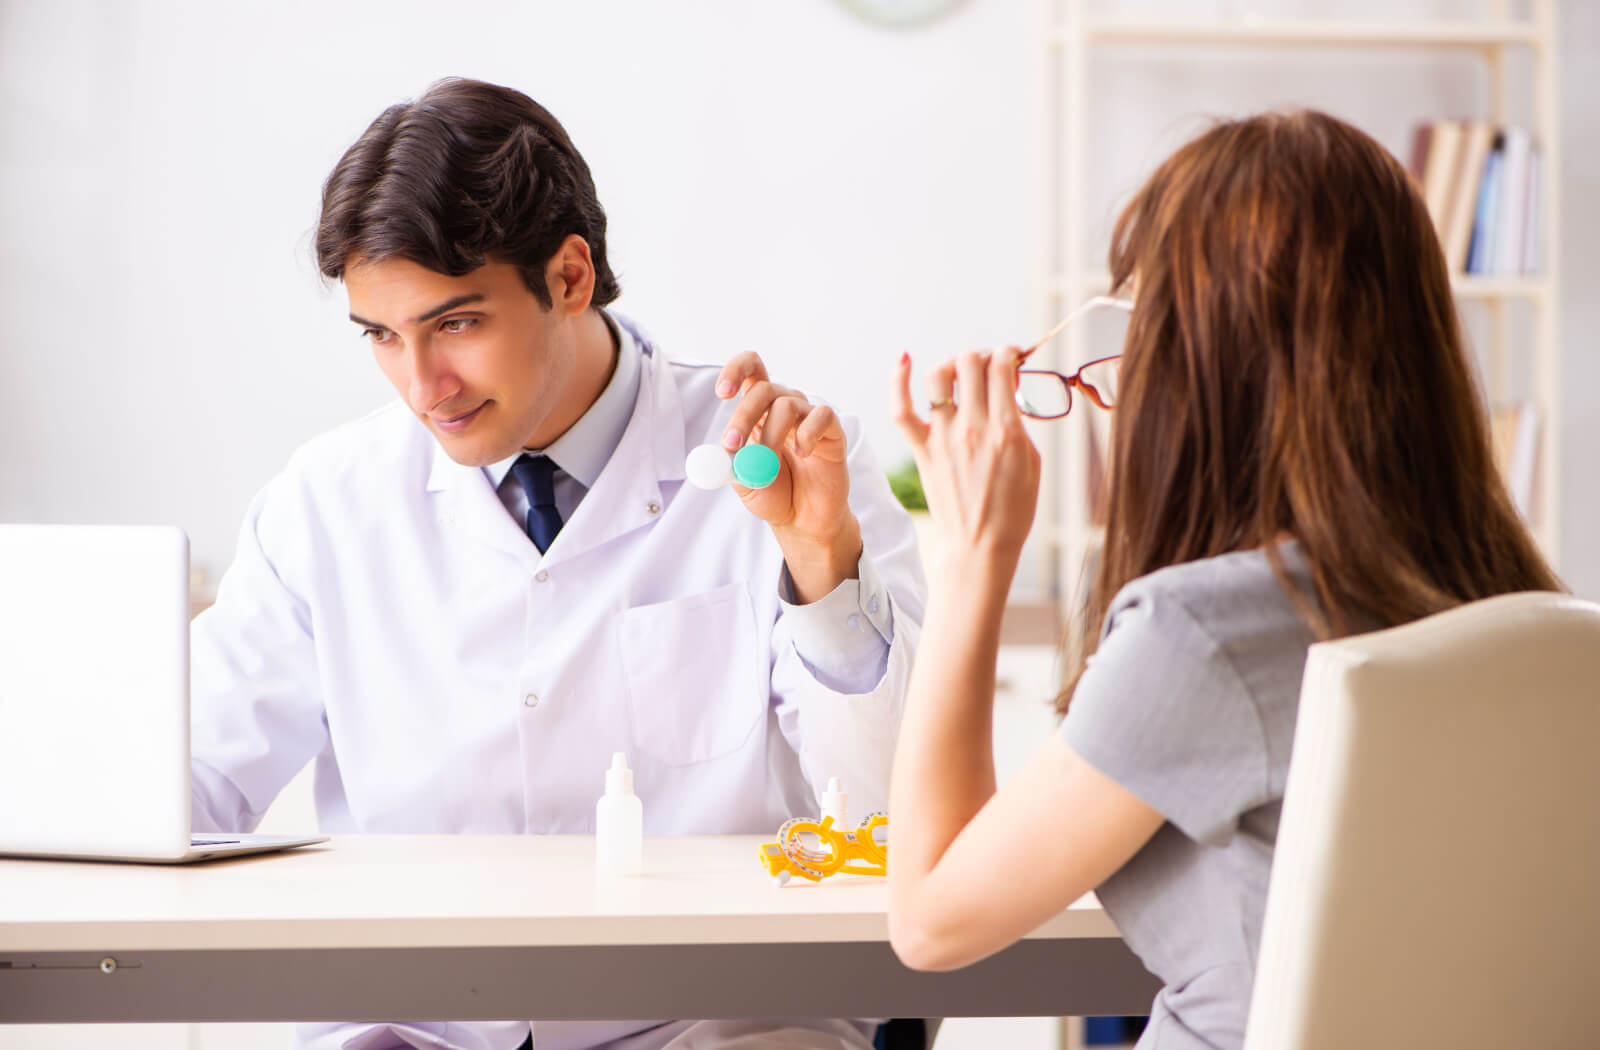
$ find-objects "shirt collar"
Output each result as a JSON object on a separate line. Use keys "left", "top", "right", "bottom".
{"left": 486, "top": 309, "right": 643, "bottom": 491}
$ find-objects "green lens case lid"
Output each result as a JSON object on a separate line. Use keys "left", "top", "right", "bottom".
{"left": 731, "top": 444, "right": 781, "bottom": 489}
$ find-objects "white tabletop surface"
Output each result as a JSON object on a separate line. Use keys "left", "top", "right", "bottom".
{"left": 0, "top": 834, "right": 1119, "bottom": 953}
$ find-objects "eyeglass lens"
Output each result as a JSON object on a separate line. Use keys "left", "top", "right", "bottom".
{"left": 1014, "top": 358, "right": 1120, "bottom": 419}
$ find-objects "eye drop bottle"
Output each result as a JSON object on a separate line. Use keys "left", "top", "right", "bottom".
{"left": 821, "top": 776, "right": 849, "bottom": 828}
{"left": 596, "top": 752, "right": 643, "bottom": 876}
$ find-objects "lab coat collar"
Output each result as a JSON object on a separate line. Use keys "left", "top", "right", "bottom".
{"left": 481, "top": 309, "right": 642, "bottom": 493}
{"left": 421, "top": 314, "right": 687, "bottom": 574}
{"left": 619, "top": 312, "right": 689, "bottom": 485}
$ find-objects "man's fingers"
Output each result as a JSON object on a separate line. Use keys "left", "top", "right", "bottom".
{"left": 715, "top": 351, "right": 771, "bottom": 401}
{"left": 794, "top": 403, "right": 842, "bottom": 458}
{"left": 721, "top": 378, "right": 803, "bottom": 451}
{"left": 760, "top": 394, "right": 810, "bottom": 454}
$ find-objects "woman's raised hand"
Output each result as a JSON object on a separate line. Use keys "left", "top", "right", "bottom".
{"left": 892, "top": 347, "right": 1041, "bottom": 579}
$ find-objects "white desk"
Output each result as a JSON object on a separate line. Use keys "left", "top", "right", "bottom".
{"left": 0, "top": 835, "right": 1158, "bottom": 1023}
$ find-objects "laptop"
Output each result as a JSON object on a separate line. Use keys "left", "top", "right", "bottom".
{"left": 0, "top": 523, "right": 327, "bottom": 863}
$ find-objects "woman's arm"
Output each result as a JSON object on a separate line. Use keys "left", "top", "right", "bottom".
{"left": 886, "top": 347, "right": 1164, "bottom": 972}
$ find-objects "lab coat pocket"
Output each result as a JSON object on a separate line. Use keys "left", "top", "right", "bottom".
{"left": 620, "top": 582, "right": 764, "bottom": 767}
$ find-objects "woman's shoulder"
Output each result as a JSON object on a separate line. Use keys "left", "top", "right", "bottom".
{"left": 1103, "top": 541, "right": 1315, "bottom": 648}
{"left": 1069, "top": 544, "right": 1316, "bottom": 845}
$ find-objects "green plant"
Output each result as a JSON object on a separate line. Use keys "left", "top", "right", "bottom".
{"left": 886, "top": 459, "right": 927, "bottom": 512}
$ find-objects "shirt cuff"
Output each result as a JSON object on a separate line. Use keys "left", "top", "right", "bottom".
{"left": 779, "top": 550, "right": 895, "bottom": 692}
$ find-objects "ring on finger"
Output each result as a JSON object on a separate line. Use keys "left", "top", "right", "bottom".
{"left": 928, "top": 396, "right": 954, "bottom": 411}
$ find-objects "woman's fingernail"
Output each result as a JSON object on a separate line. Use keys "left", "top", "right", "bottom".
{"left": 900, "top": 351, "right": 910, "bottom": 366}
{"left": 716, "top": 380, "right": 734, "bottom": 397}
{"left": 721, "top": 428, "right": 741, "bottom": 449}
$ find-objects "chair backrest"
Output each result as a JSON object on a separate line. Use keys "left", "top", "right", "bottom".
{"left": 1244, "top": 591, "right": 1600, "bottom": 1050}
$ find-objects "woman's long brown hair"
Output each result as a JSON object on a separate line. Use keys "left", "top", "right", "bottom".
{"left": 1058, "top": 110, "right": 1562, "bottom": 715}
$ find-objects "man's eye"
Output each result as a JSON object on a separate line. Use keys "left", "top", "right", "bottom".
{"left": 440, "top": 318, "right": 476, "bottom": 334}
{"left": 362, "top": 328, "right": 392, "bottom": 344}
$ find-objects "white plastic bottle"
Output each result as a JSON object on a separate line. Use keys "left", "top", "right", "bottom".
{"left": 595, "top": 752, "right": 643, "bottom": 876}
{"left": 821, "top": 776, "right": 848, "bottom": 828}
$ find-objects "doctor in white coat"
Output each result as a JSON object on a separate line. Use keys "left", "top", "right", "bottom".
{"left": 188, "top": 78, "right": 925, "bottom": 1050}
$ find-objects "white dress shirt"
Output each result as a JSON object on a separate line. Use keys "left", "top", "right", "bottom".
{"left": 188, "top": 312, "right": 926, "bottom": 1050}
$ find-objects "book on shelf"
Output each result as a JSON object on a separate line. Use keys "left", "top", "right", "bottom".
{"left": 1493, "top": 128, "right": 1534, "bottom": 277}
{"left": 1445, "top": 121, "right": 1495, "bottom": 272}
{"left": 1408, "top": 119, "right": 1542, "bottom": 277}
{"left": 1417, "top": 119, "right": 1462, "bottom": 244}
{"left": 1521, "top": 149, "right": 1544, "bottom": 276}
{"left": 1465, "top": 133, "right": 1502, "bottom": 275}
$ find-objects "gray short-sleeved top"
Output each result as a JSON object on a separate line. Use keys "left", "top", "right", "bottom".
{"left": 1061, "top": 542, "right": 1319, "bottom": 1050}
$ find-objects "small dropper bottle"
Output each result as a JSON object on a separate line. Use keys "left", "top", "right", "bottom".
{"left": 595, "top": 752, "right": 643, "bottom": 876}
{"left": 821, "top": 776, "right": 848, "bottom": 828}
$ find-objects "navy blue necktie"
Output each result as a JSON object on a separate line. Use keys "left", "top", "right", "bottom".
{"left": 511, "top": 453, "right": 564, "bottom": 554}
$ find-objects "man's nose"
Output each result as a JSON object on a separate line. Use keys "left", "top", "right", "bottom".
{"left": 407, "top": 347, "right": 458, "bottom": 412}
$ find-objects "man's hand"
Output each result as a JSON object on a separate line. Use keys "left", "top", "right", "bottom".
{"left": 715, "top": 353, "right": 861, "bottom": 604}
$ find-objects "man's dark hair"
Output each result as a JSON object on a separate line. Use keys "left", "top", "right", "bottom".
{"left": 315, "top": 77, "right": 619, "bottom": 309}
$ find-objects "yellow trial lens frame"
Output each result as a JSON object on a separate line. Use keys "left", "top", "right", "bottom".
{"left": 757, "top": 812, "right": 889, "bottom": 886}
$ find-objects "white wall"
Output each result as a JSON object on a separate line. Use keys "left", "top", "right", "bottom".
{"left": 0, "top": 0, "right": 1040, "bottom": 586}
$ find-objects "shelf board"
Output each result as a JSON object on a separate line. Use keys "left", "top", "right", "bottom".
{"left": 1452, "top": 275, "right": 1549, "bottom": 300}
{"left": 1063, "top": 18, "right": 1542, "bottom": 50}
{"left": 1038, "top": 523, "right": 1105, "bottom": 551}
{"left": 1056, "top": 272, "right": 1550, "bottom": 301}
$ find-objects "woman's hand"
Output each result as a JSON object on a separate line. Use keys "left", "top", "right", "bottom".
{"left": 885, "top": 347, "right": 1162, "bottom": 975}
{"left": 892, "top": 346, "right": 1042, "bottom": 580}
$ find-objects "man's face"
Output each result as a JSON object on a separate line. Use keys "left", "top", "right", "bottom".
{"left": 345, "top": 258, "right": 576, "bottom": 467}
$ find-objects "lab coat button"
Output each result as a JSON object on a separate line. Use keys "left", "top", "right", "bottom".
{"left": 524, "top": 694, "right": 539, "bottom": 708}
{"left": 867, "top": 595, "right": 881, "bottom": 614}
{"left": 646, "top": 501, "right": 661, "bottom": 515}
{"left": 535, "top": 570, "right": 549, "bottom": 583}
{"left": 846, "top": 614, "right": 862, "bottom": 631}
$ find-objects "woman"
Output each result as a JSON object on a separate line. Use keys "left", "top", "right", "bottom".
{"left": 885, "top": 110, "right": 1562, "bottom": 1050}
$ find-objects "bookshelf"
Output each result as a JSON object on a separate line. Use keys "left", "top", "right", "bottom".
{"left": 1039, "top": 0, "right": 1564, "bottom": 617}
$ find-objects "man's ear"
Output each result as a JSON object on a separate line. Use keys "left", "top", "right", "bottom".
{"left": 545, "top": 234, "right": 596, "bottom": 317}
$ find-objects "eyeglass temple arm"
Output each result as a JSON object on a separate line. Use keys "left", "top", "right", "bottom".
{"left": 1020, "top": 295, "right": 1134, "bottom": 361}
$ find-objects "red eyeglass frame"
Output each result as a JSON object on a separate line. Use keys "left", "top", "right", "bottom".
{"left": 1011, "top": 294, "right": 1133, "bottom": 420}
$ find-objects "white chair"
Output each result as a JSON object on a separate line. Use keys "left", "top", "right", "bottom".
{"left": 1244, "top": 591, "right": 1600, "bottom": 1050}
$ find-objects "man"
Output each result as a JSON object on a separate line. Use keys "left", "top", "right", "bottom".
{"left": 188, "top": 78, "right": 924, "bottom": 1050}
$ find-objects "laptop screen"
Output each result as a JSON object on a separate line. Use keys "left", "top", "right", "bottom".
{"left": 0, "top": 524, "right": 192, "bottom": 860}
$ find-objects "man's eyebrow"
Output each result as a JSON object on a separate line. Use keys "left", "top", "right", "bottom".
{"left": 412, "top": 293, "right": 486, "bottom": 324}
{"left": 348, "top": 293, "right": 487, "bottom": 330}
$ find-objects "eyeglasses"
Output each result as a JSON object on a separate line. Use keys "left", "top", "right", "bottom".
{"left": 1014, "top": 295, "right": 1133, "bottom": 420}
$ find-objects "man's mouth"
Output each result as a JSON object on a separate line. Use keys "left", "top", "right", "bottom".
{"left": 433, "top": 403, "right": 486, "bottom": 433}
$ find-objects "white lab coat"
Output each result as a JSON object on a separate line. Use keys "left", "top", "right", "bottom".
{"left": 189, "top": 335, "right": 925, "bottom": 1050}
